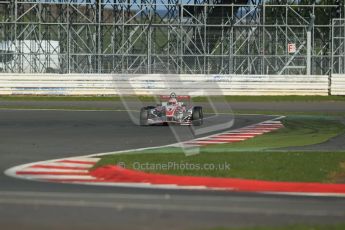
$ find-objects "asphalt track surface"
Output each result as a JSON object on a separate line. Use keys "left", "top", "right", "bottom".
{"left": 2, "top": 100, "right": 345, "bottom": 113}
{"left": 1, "top": 104, "right": 345, "bottom": 230}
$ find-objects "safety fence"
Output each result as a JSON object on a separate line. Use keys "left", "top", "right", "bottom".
{"left": 0, "top": 74, "right": 340, "bottom": 96}
{"left": 331, "top": 74, "right": 345, "bottom": 96}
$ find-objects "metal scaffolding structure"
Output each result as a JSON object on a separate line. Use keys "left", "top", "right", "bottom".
{"left": 0, "top": 0, "right": 344, "bottom": 74}
{"left": 332, "top": 18, "right": 345, "bottom": 75}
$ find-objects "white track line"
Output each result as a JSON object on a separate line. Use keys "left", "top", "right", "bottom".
{"left": 15, "top": 175, "right": 97, "bottom": 180}
{"left": 29, "top": 162, "right": 94, "bottom": 168}
{"left": 16, "top": 168, "right": 89, "bottom": 173}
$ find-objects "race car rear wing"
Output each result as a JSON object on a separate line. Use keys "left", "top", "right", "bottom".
{"left": 160, "top": 95, "right": 191, "bottom": 100}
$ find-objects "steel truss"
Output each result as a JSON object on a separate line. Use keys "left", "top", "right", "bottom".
{"left": 0, "top": 0, "right": 344, "bottom": 74}
{"left": 332, "top": 18, "right": 345, "bottom": 75}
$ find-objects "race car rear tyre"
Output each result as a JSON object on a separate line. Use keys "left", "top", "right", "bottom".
{"left": 140, "top": 107, "right": 149, "bottom": 126}
{"left": 192, "top": 106, "right": 203, "bottom": 126}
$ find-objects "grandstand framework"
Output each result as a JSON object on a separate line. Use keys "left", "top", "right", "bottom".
{"left": 0, "top": 0, "right": 344, "bottom": 75}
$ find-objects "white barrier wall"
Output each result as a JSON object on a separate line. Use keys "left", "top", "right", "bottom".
{"left": 331, "top": 75, "right": 345, "bottom": 96}
{"left": 0, "top": 74, "right": 330, "bottom": 96}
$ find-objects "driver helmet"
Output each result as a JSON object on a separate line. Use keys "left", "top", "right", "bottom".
{"left": 168, "top": 97, "right": 177, "bottom": 105}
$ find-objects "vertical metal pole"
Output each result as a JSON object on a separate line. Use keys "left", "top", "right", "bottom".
{"left": 111, "top": 2, "right": 115, "bottom": 73}
{"left": 147, "top": 1, "right": 152, "bottom": 74}
{"left": 121, "top": 1, "right": 125, "bottom": 73}
{"left": 285, "top": 4, "right": 288, "bottom": 75}
{"left": 38, "top": 1, "right": 42, "bottom": 73}
{"left": 275, "top": 20, "right": 278, "bottom": 74}
{"left": 147, "top": 27, "right": 151, "bottom": 74}
{"left": 14, "top": 0, "right": 18, "bottom": 73}
{"left": 179, "top": 2, "right": 183, "bottom": 74}
{"left": 67, "top": 2, "right": 70, "bottom": 73}
{"left": 97, "top": 0, "right": 102, "bottom": 73}
{"left": 343, "top": 19, "right": 345, "bottom": 74}
{"left": 307, "top": 14, "right": 315, "bottom": 76}
{"left": 331, "top": 19, "right": 334, "bottom": 75}
{"left": 262, "top": 1, "right": 265, "bottom": 74}
{"left": 229, "top": 3, "right": 233, "bottom": 74}
{"left": 306, "top": 30, "right": 311, "bottom": 75}
{"left": 167, "top": 0, "right": 170, "bottom": 73}
{"left": 247, "top": 5, "right": 251, "bottom": 74}
{"left": 221, "top": 7, "right": 224, "bottom": 74}
{"left": 203, "top": 3, "right": 206, "bottom": 74}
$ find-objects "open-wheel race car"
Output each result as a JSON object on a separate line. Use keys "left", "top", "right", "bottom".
{"left": 140, "top": 93, "right": 203, "bottom": 126}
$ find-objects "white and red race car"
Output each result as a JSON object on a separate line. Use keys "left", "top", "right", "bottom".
{"left": 140, "top": 93, "right": 203, "bottom": 126}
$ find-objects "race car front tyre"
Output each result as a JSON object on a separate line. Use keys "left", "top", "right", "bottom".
{"left": 192, "top": 106, "right": 203, "bottom": 126}
{"left": 140, "top": 108, "right": 149, "bottom": 126}
{"left": 140, "top": 106, "right": 155, "bottom": 126}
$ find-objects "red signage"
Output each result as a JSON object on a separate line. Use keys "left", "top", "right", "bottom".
{"left": 288, "top": 43, "right": 296, "bottom": 54}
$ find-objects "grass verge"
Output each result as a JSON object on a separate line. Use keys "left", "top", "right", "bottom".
{"left": 97, "top": 151, "right": 345, "bottom": 183}
{"left": 95, "top": 117, "right": 345, "bottom": 183}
